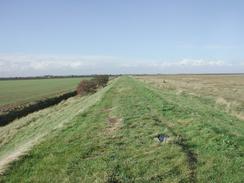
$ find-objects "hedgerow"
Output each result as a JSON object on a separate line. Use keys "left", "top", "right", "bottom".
{"left": 76, "top": 75, "right": 109, "bottom": 95}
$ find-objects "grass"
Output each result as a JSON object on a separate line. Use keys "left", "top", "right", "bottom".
{"left": 0, "top": 76, "right": 243, "bottom": 182}
{"left": 0, "top": 78, "right": 88, "bottom": 108}
{"left": 136, "top": 75, "right": 244, "bottom": 120}
{"left": 0, "top": 78, "right": 113, "bottom": 175}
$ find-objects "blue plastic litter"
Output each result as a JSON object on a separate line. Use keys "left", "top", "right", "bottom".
{"left": 157, "top": 134, "right": 168, "bottom": 142}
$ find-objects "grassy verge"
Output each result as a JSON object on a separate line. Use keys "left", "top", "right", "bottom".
{"left": 0, "top": 77, "right": 243, "bottom": 182}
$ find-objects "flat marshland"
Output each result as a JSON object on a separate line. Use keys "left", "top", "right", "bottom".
{"left": 136, "top": 74, "right": 244, "bottom": 120}
{"left": 0, "top": 76, "right": 243, "bottom": 182}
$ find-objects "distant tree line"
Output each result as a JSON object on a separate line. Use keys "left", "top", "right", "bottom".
{"left": 0, "top": 74, "right": 119, "bottom": 80}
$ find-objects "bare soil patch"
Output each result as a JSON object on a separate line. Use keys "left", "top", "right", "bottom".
{"left": 107, "top": 116, "right": 122, "bottom": 135}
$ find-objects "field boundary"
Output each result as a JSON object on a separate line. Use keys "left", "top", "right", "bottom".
{"left": 0, "top": 91, "right": 77, "bottom": 126}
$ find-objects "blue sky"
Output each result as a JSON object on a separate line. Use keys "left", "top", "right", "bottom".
{"left": 0, "top": 0, "right": 243, "bottom": 76}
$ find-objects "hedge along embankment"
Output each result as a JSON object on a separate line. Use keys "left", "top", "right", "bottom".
{"left": 76, "top": 75, "right": 109, "bottom": 95}
{"left": 0, "top": 91, "right": 76, "bottom": 126}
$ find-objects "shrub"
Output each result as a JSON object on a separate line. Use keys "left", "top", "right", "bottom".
{"left": 76, "top": 75, "right": 109, "bottom": 95}
{"left": 94, "top": 75, "right": 109, "bottom": 87}
{"left": 76, "top": 80, "right": 97, "bottom": 95}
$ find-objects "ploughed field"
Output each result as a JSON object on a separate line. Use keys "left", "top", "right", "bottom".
{"left": 0, "top": 78, "right": 87, "bottom": 115}
{"left": 0, "top": 76, "right": 243, "bottom": 182}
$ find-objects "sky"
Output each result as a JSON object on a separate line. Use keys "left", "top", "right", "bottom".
{"left": 0, "top": 0, "right": 244, "bottom": 76}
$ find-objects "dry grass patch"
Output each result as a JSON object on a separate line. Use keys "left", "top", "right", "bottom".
{"left": 107, "top": 116, "right": 122, "bottom": 134}
{"left": 136, "top": 75, "right": 244, "bottom": 120}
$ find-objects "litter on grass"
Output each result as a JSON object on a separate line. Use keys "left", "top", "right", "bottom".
{"left": 155, "top": 134, "right": 169, "bottom": 143}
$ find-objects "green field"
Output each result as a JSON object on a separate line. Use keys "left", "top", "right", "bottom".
{"left": 0, "top": 78, "right": 86, "bottom": 110}
{"left": 0, "top": 76, "right": 243, "bottom": 182}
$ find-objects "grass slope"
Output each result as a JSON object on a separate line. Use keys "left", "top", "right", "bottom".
{"left": 0, "top": 78, "right": 86, "bottom": 107}
{"left": 0, "top": 79, "right": 113, "bottom": 175}
{"left": 1, "top": 77, "right": 243, "bottom": 182}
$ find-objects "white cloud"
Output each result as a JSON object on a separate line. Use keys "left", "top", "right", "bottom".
{"left": 119, "top": 59, "right": 230, "bottom": 68}
{"left": 177, "top": 43, "right": 237, "bottom": 50}
{"left": 172, "top": 59, "right": 228, "bottom": 67}
{"left": 0, "top": 54, "right": 120, "bottom": 76}
{"left": 0, "top": 54, "right": 241, "bottom": 77}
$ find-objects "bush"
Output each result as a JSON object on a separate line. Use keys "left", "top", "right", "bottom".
{"left": 76, "top": 80, "right": 97, "bottom": 95}
{"left": 76, "top": 75, "right": 109, "bottom": 95}
{"left": 94, "top": 75, "right": 109, "bottom": 87}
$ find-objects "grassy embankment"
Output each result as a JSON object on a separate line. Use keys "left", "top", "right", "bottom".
{"left": 0, "top": 77, "right": 243, "bottom": 182}
{"left": 0, "top": 78, "right": 114, "bottom": 175}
